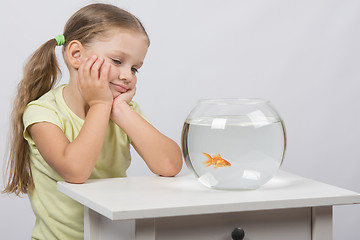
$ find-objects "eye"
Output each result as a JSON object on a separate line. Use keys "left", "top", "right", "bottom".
{"left": 131, "top": 68, "right": 139, "bottom": 74}
{"left": 111, "top": 59, "right": 121, "bottom": 65}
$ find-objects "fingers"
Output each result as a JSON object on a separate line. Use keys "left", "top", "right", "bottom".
{"left": 99, "top": 61, "right": 111, "bottom": 83}
{"left": 80, "top": 55, "right": 102, "bottom": 82}
{"left": 78, "top": 55, "right": 109, "bottom": 87}
{"left": 78, "top": 56, "right": 94, "bottom": 88}
{"left": 91, "top": 56, "right": 104, "bottom": 80}
{"left": 76, "top": 55, "right": 113, "bottom": 106}
{"left": 128, "top": 86, "right": 137, "bottom": 97}
{"left": 113, "top": 86, "right": 136, "bottom": 105}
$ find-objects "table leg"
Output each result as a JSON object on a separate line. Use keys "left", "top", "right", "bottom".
{"left": 84, "top": 207, "right": 100, "bottom": 240}
{"left": 84, "top": 207, "right": 135, "bottom": 240}
{"left": 135, "top": 218, "right": 155, "bottom": 240}
{"left": 311, "top": 206, "right": 333, "bottom": 240}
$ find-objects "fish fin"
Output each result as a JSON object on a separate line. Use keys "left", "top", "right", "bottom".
{"left": 202, "top": 152, "right": 213, "bottom": 166}
{"left": 202, "top": 152, "right": 212, "bottom": 162}
{"left": 214, "top": 153, "right": 222, "bottom": 158}
{"left": 202, "top": 152, "right": 212, "bottom": 159}
{"left": 203, "top": 161, "right": 212, "bottom": 167}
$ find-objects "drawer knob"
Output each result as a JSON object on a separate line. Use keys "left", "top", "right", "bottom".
{"left": 231, "top": 227, "right": 245, "bottom": 240}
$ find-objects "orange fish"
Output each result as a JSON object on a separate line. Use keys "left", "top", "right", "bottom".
{"left": 202, "top": 152, "right": 231, "bottom": 168}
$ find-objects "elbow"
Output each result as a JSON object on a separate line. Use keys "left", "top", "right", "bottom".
{"left": 156, "top": 156, "right": 183, "bottom": 177}
{"left": 64, "top": 174, "right": 89, "bottom": 184}
{"left": 57, "top": 150, "right": 96, "bottom": 184}
{"left": 61, "top": 163, "right": 92, "bottom": 184}
{"left": 65, "top": 176, "right": 88, "bottom": 184}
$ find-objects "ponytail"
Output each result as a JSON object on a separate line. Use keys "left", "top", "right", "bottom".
{"left": 3, "top": 38, "right": 61, "bottom": 195}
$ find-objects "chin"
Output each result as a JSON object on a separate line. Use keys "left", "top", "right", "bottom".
{"left": 111, "top": 91, "right": 121, "bottom": 99}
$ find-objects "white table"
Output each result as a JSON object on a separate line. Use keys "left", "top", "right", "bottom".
{"left": 58, "top": 171, "right": 360, "bottom": 240}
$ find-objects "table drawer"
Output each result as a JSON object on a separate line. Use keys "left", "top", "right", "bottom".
{"left": 155, "top": 207, "right": 311, "bottom": 240}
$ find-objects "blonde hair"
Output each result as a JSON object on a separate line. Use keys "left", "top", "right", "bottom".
{"left": 3, "top": 3, "right": 149, "bottom": 195}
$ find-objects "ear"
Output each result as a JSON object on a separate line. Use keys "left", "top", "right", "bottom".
{"left": 66, "top": 40, "right": 83, "bottom": 69}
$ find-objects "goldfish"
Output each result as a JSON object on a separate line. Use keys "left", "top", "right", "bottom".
{"left": 202, "top": 152, "right": 231, "bottom": 168}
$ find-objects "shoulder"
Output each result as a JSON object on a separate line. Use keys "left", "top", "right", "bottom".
{"left": 23, "top": 85, "right": 66, "bottom": 130}
{"left": 25, "top": 85, "right": 65, "bottom": 110}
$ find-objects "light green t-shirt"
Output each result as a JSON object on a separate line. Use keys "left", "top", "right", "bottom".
{"left": 23, "top": 84, "right": 146, "bottom": 240}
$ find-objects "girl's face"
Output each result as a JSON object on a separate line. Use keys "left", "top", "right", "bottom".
{"left": 82, "top": 29, "right": 149, "bottom": 99}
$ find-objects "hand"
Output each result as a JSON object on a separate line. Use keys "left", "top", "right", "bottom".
{"left": 77, "top": 55, "right": 113, "bottom": 107}
{"left": 110, "top": 81, "right": 137, "bottom": 121}
{"left": 114, "top": 84, "right": 137, "bottom": 104}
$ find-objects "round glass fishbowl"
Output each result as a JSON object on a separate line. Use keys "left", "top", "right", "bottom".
{"left": 181, "top": 98, "right": 286, "bottom": 190}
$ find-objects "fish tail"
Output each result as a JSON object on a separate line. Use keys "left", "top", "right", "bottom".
{"left": 202, "top": 152, "right": 213, "bottom": 166}
{"left": 202, "top": 152, "right": 212, "bottom": 159}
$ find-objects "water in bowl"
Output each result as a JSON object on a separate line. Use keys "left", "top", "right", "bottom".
{"left": 182, "top": 115, "right": 286, "bottom": 190}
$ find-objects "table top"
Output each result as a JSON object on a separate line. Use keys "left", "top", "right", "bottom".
{"left": 57, "top": 170, "right": 360, "bottom": 220}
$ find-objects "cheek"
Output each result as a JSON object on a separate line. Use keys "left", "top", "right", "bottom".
{"left": 108, "top": 69, "right": 119, "bottom": 81}
{"left": 104, "top": 61, "right": 119, "bottom": 80}
{"left": 131, "top": 76, "right": 138, "bottom": 86}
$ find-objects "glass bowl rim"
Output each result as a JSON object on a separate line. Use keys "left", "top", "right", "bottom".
{"left": 197, "top": 98, "right": 270, "bottom": 105}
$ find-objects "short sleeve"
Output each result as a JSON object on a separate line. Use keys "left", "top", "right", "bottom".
{"left": 129, "top": 100, "right": 149, "bottom": 122}
{"left": 23, "top": 101, "right": 63, "bottom": 142}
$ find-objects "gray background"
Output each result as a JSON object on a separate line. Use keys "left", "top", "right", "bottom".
{"left": 1, "top": 0, "right": 360, "bottom": 239}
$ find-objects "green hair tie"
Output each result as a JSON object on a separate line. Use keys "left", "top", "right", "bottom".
{"left": 54, "top": 35, "right": 65, "bottom": 46}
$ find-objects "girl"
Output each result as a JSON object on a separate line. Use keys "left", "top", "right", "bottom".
{"left": 3, "top": 3, "right": 183, "bottom": 239}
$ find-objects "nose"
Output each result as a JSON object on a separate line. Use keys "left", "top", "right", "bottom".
{"left": 119, "top": 68, "right": 132, "bottom": 84}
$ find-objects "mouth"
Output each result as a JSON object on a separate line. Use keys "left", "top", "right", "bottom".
{"left": 110, "top": 82, "right": 128, "bottom": 93}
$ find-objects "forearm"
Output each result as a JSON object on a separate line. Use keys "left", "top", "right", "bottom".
{"left": 112, "top": 102, "right": 183, "bottom": 176}
{"left": 63, "top": 103, "right": 112, "bottom": 182}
